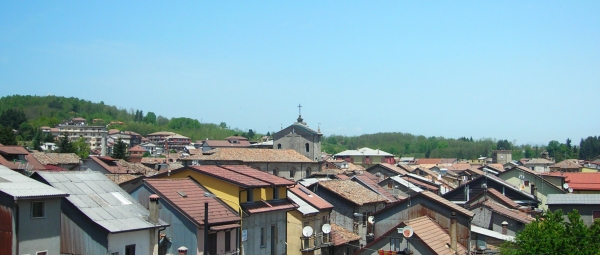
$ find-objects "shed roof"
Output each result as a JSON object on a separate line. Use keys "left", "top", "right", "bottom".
{"left": 288, "top": 185, "right": 334, "bottom": 211}
{"left": 0, "top": 165, "right": 69, "bottom": 199}
{"left": 144, "top": 178, "right": 240, "bottom": 226}
{"left": 35, "top": 171, "right": 167, "bottom": 233}
{"left": 287, "top": 191, "right": 319, "bottom": 215}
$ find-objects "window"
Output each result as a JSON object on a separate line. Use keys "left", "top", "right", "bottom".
{"left": 31, "top": 201, "right": 45, "bottom": 218}
{"left": 305, "top": 167, "right": 312, "bottom": 177}
{"left": 290, "top": 168, "right": 296, "bottom": 178}
{"left": 225, "top": 231, "right": 232, "bottom": 252}
{"left": 110, "top": 253, "right": 119, "bottom": 255}
{"left": 273, "top": 168, "right": 279, "bottom": 176}
{"left": 593, "top": 211, "right": 600, "bottom": 220}
{"left": 390, "top": 238, "right": 401, "bottom": 251}
{"left": 260, "top": 227, "right": 266, "bottom": 247}
{"left": 387, "top": 182, "right": 393, "bottom": 189}
{"left": 247, "top": 189, "right": 254, "bottom": 202}
{"left": 273, "top": 187, "right": 279, "bottom": 199}
{"left": 305, "top": 143, "right": 310, "bottom": 152}
{"left": 277, "top": 144, "right": 281, "bottom": 149}
{"left": 125, "top": 245, "right": 135, "bottom": 255}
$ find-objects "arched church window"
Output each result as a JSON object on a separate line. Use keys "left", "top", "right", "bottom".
{"left": 305, "top": 143, "right": 310, "bottom": 152}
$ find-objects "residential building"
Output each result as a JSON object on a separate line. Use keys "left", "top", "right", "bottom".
{"left": 286, "top": 185, "right": 334, "bottom": 255}
{"left": 523, "top": 158, "right": 554, "bottom": 173}
{"left": 200, "top": 136, "right": 251, "bottom": 152}
{"left": 547, "top": 194, "right": 600, "bottom": 226}
{"left": 30, "top": 152, "right": 81, "bottom": 170}
{"left": 468, "top": 200, "right": 534, "bottom": 237}
{"left": 350, "top": 171, "right": 400, "bottom": 202}
{"left": 83, "top": 156, "right": 157, "bottom": 177}
{"left": 365, "top": 163, "right": 409, "bottom": 182}
{"left": 497, "top": 166, "right": 566, "bottom": 209}
{"left": 32, "top": 171, "right": 169, "bottom": 255}
{"left": 151, "top": 165, "right": 297, "bottom": 255}
{"left": 0, "top": 165, "right": 69, "bottom": 255}
{"left": 128, "top": 145, "right": 147, "bottom": 163}
{"left": 50, "top": 120, "right": 107, "bottom": 152}
{"left": 139, "top": 142, "right": 158, "bottom": 156}
{"left": 379, "top": 175, "right": 425, "bottom": 198}
{"left": 0, "top": 145, "right": 47, "bottom": 172}
{"left": 550, "top": 159, "right": 582, "bottom": 172}
{"left": 311, "top": 179, "right": 388, "bottom": 249}
{"left": 369, "top": 191, "right": 474, "bottom": 254}
{"left": 147, "top": 131, "right": 191, "bottom": 151}
{"left": 442, "top": 175, "right": 539, "bottom": 208}
{"left": 179, "top": 148, "right": 319, "bottom": 181}
{"left": 130, "top": 178, "right": 242, "bottom": 255}
{"left": 333, "top": 148, "right": 395, "bottom": 167}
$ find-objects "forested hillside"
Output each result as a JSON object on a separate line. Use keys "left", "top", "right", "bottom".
{"left": 1, "top": 95, "right": 598, "bottom": 161}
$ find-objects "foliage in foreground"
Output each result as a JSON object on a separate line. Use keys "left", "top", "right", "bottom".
{"left": 500, "top": 209, "right": 600, "bottom": 255}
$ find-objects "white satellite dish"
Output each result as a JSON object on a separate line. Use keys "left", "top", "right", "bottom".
{"left": 563, "top": 183, "right": 569, "bottom": 190}
{"left": 401, "top": 226, "right": 414, "bottom": 238}
{"left": 302, "top": 226, "right": 314, "bottom": 237}
{"left": 322, "top": 224, "right": 331, "bottom": 234}
{"left": 568, "top": 187, "right": 574, "bottom": 193}
{"left": 368, "top": 216, "right": 375, "bottom": 224}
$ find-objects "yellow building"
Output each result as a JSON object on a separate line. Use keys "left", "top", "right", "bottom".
{"left": 153, "top": 165, "right": 297, "bottom": 255}
{"left": 286, "top": 186, "right": 334, "bottom": 255}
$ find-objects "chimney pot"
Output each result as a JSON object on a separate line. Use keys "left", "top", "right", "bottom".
{"left": 149, "top": 194, "right": 160, "bottom": 224}
{"left": 450, "top": 212, "right": 457, "bottom": 251}
{"left": 502, "top": 221, "right": 508, "bottom": 235}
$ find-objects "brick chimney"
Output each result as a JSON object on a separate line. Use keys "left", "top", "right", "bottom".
{"left": 450, "top": 212, "right": 457, "bottom": 251}
{"left": 502, "top": 221, "right": 508, "bottom": 235}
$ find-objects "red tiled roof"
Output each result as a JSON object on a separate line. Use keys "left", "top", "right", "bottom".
{"left": 318, "top": 180, "right": 388, "bottom": 206}
{"left": 89, "top": 156, "right": 156, "bottom": 176}
{"left": 405, "top": 216, "right": 467, "bottom": 255}
{"left": 400, "top": 176, "right": 439, "bottom": 192}
{"left": 128, "top": 145, "right": 147, "bottom": 152}
{"left": 330, "top": 223, "right": 360, "bottom": 246}
{"left": 485, "top": 188, "right": 522, "bottom": 209}
{"left": 145, "top": 178, "right": 241, "bottom": 225}
{"left": 221, "top": 165, "right": 295, "bottom": 186}
{"left": 378, "top": 163, "right": 409, "bottom": 175}
{"left": 289, "top": 186, "right": 334, "bottom": 210}
{"left": 472, "top": 201, "right": 534, "bottom": 224}
{"left": 0, "top": 146, "right": 29, "bottom": 155}
{"left": 415, "top": 158, "right": 443, "bottom": 165}
{"left": 420, "top": 191, "right": 474, "bottom": 217}
{"left": 199, "top": 148, "right": 313, "bottom": 163}
{"left": 31, "top": 152, "right": 80, "bottom": 165}
{"left": 0, "top": 146, "right": 47, "bottom": 170}
{"left": 556, "top": 172, "right": 600, "bottom": 191}
{"left": 551, "top": 159, "right": 582, "bottom": 169}
{"left": 203, "top": 140, "right": 251, "bottom": 147}
{"left": 242, "top": 199, "right": 297, "bottom": 214}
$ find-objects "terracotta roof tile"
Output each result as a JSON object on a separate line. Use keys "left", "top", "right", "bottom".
{"left": 202, "top": 140, "right": 251, "bottom": 147}
{"left": 199, "top": 148, "right": 313, "bottom": 163}
{"left": 486, "top": 188, "right": 522, "bottom": 209}
{"left": 407, "top": 216, "right": 467, "bottom": 255}
{"left": 400, "top": 176, "right": 439, "bottom": 192}
{"left": 105, "top": 174, "right": 143, "bottom": 185}
{"left": 128, "top": 145, "right": 147, "bottom": 152}
{"left": 377, "top": 163, "right": 409, "bottom": 175}
{"left": 145, "top": 178, "right": 241, "bottom": 225}
{"left": 415, "top": 158, "right": 443, "bottom": 165}
{"left": 318, "top": 180, "right": 388, "bottom": 206}
{"left": 330, "top": 223, "right": 361, "bottom": 246}
{"left": 471, "top": 201, "right": 534, "bottom": 224}
{"left": 289, "top": 185, "right": 334, "bottom": 210}
{"left": 420, "top": 191, "right": 475, "bottom": 217}
{"left": 221, "top": 165, "right": 296, "bottom": 186}
{"left": 352, "top": 173, "right": 399, "bottom": 202}
{"left": 31, "top": 152, "right": 80, "bottom": 165}
{"left": 184, "top": 165, "right": 295, "bottom": 188}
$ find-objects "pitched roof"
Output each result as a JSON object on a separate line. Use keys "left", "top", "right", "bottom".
{"left": 388, "top": 176, "right": 424, "bottom": 193}
{"left": 0, "top": 165, "right": 69, "bottom": 199}
{"left": 159, "top": 165, "right": 295, "bottom": 188}
{"left": 31, "top": 152, "right": 80, "bottom": 165}
{"left": 547, "top": 194, "right": 600, "bottom": 205}
{"left": 334, "top": 147, "right": 394, "bottom": 157}
{"left": 202, "top": 140, "right": 251, "bottom": 147}
{"left": 144, "top": 178, "right": 241, "bottom": 226}
{"left": 199, "top": 148, "right": 313, "bottom": 163}
{"left": 484, "top": 188, "right": 522, "bottom": 209}
{"left": 352, "top": 173, "right": 400, "bottom": 202}
{"left": 415, "top": 158, "right": 443, "bottom": 165}
{"left": 128, "top": 145, "right": 146, "bottom": 152}
{"left": 375, "top": 163, "right": 409, "bottom": 175}
{"left": 471, "top": 201, "right": 534, "bottom": 224}
{"left": 524, "top": 158, "right": 554, "bottom": 165}
{"left": 35, "top": 171, "right": 168, "bottom": 233}
{"left": 89, "top": 156, "right": 157, "bottom": 176}
{"left": 420, "top": 190, "right": 474, "bottom": 217}
{"left": 399, "top": 176, "right": 439, "bottom": 192}
{"left": 318, "top": 180, "right": 388, "bottom": 206}
{"left": 105, "top": 174, "right": 143, "bottom": 185}
{"left": 289, "top": 185, "right": 334, "bottom": 211}
{"left": 330, "top": 223, "right": 361, "bottom": 246}
{"left": 552, "top": 159, "right": 582, "bottom": 169}
{"left": 0, "top": 146, "right": 47, "bottom": 170}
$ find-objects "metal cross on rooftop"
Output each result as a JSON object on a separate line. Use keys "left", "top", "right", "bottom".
{"left": 298, "top": 104, "right": 302, "bottom": 115}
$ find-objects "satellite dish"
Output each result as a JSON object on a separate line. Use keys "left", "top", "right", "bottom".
{"left": 563, "top": 183, "right": 569, "bottom": 190}
{"left": 368, "top": 216, "right": 375, "bottom": 224}
{"left": 402, "top": 226, "right": 414, "bottom": 238}
{"left": 302, "top": 226, "right": 314, "bottom": 237}
{"left": 568, "top": 187, "right": 574, "bottom": 193}
{"left": 322, "top": 224, "right": 331, "bottom": 234}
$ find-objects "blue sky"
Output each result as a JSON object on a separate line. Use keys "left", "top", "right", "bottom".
{"left": 1, "top": 2, "right": 598, "bottom": 145}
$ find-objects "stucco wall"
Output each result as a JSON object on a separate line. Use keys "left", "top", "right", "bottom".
{"left": 107, "top": 229, "right": 151, "bottom": 255}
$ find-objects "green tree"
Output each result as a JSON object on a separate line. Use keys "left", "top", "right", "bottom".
{"left": 31, "top": 128, "right": 43, "bottom": 150}
{"left": 219, "top": 122, "right": 227, "bottom": 129}
{"left": 57, "top": 133, "right": 74, "bottom": 153}
{"left": 43, "top": 132, "right": 55, "bottom": 143}
{"left": 156, "top": 115, "right": 169, "bottom": 126}
{"left": 0, "top": 108, "right": 28, "bottom": 130}
{"left": 500, "top": 209, "right": 600, "bottom": 254}
{"left": 143, "top": 112, "right": 157, "bottom": 124}
{"left": 0, "top": 126, "right": 17, "bottom": 145}
{"left": 73, "top": 137, "right": 90, "bottom": 159}
{"left": 247, "top": 129, "right": 255, "bottom": 139}
{"left": 142, "top": 151, "right": 151, "bottom": 157}
{"left": 111, "top": 138, "right": 129, "bottom": 160}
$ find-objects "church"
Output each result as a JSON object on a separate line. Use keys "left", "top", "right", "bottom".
{"left": 272, "top": 106, "right": 323, "bottom": 162}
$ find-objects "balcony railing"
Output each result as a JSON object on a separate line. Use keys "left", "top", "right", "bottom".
{"left": 300, "top": 233, "right": 332, "bottom": 251}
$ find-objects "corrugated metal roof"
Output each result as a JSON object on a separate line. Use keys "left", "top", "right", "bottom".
{"left": 471, "top": 225, "right": 514, "bottom": 241}
{"left": 287, "top": 191, "right": 319, "bottom": 215}
{"left": 0, "top": 165, "right": 68, "bottom": 199}
{"left": 547, "top": 194, "right": 600, "bottom": 205}
{"left": 35, "top": 171, "right": 168, "bottom": 233}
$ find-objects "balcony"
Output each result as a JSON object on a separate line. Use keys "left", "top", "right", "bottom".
{"left": 300, "top": 233, "right": 332, "bottom": 252}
